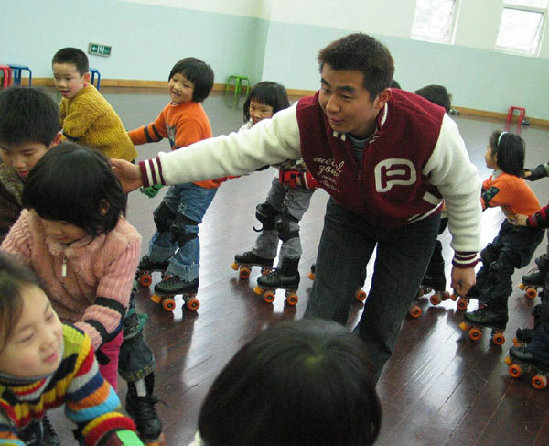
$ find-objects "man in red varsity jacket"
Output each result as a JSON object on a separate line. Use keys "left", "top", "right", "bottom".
{"left": 112, "top": 33, "right": 481, "bottom": 381}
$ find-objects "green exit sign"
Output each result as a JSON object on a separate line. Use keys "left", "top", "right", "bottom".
{"left": 88, "top": 43, "right": 112, "bottom": 57}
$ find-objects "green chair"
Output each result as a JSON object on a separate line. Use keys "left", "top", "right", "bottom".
{"left": 225, "top": 74, "right": 251, "bottom": 97}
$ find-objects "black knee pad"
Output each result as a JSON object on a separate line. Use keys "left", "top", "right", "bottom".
{"left": 275, "top": 213, "right": 299, "bottom": 242}
{"left": 153, "top": 202, "right": 176, "bottom": 234}
{"left": 254, "top": 202, "right": 277, "bottom": 231}
{"left": 170, "top": 214, "right": 199, "bottom": 247}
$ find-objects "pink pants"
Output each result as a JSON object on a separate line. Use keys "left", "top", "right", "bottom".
{"left": 98, "top": 331, "right": 123, "bottom": 391}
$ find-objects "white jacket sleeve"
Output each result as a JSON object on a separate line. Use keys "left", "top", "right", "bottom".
{"left": 145, "top": 105, "right": 301, "bottom": 186}
{"left": 423, "top": 114, "right": 482, "bottom": 257}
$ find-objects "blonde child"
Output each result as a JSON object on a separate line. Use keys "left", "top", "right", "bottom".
{"left": 52, "top": 48, "right": 137, "bottom": 161}
{"left": 0, "top": 252, "right": 143, "bottom": 445}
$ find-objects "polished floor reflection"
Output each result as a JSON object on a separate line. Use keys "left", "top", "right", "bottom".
{"left": 47, "top": 87, "right": 548, "bottom": 445}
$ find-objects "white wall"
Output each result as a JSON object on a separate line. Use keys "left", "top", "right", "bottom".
{"left": 1, "top": 0, "right": 548, "bottom": 119}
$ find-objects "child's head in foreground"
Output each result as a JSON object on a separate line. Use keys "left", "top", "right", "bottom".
{"left": 485, "top": 130, "right": 525, "bottom": 177}
{"left": 0, "top": 253, "right": 63, "bottom": 379}
{"left": 198, "top": 319, "right": 382, "bottom": 446}
{"left": 52, "top": 47, "right": 90, "bottom": 100}
{"left": 0, "top": 86, "right": 60, "bottom": 179}
{"left": 22, "top": 142, "right": 127, "bottom": 243}
{"left": 242, "top": 81, "right": 290, "bottom": 125}
{"left": 168, "top": 57, "right": 214, "bottom": 104}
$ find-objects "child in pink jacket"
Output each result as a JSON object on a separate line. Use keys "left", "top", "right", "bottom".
{"left": 1, "top": 142, "right": 141, "bottom": 389}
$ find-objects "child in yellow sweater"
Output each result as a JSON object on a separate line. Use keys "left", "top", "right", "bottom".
{"left": 52, "top": 48, "right": 137, "bottom": 161}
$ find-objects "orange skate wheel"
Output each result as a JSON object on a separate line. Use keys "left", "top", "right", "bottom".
{"left": 307, "top": 272, "right": 316, "bottom": 280}
{"left": 186, "top": 297, "right": 200, "bottom": 311}
{"left": 144, "top": 432, "right": 166, "bottom": 446}
{"left": 504, "top": 356, "right": 512, "bottom": 366}
{"left": 285, "top": 293, "right": 298, "bottom": 306}
{"left": 448, "top": 292, "right": 457, "bottom": 301}
{"left": 263, "top": 290, "right": 275, "bottom": 303}
{"left": 468, "top": 327, "right": 482, "bottom": 341}
{"left": 509, "top": 363, "right": 523, "bottom": 378}
{"left": 138, "top": 273, "right": 153, "bottom": 288}
{"left": 430, "top": 294, "right": 442, "bottom": 306}
{"left": 355, "top": 289, "right": 367, "bottom": 301}
{"left": 150, "top": 293, "right": 162, "bottom": 304}
{"left": 457, "top": 298, "right": 469, "bottom": 311}
{"left": 409, "top": 305, "right": 422, "bottom": 318}
{"left": 491, "top": 332, "right": 505, "bottom": 346}
{"left": 524, "top": 287, "right": 538, "bottom": 300}
{"left": 532, "top": 374, "right": 547, "bottom": 390}
{"left": 230, "top": 262, "right": 239, "bottom": 271}
{"left": 239, "top": 266, "right": 251, "bottom": 280}
{"left": 512, "top": 338, "right": 521, "bottom": 347}
{"left": 162, "top": 298, "right": 176, "bottom": 311}
{"left": 253, "top": 286, "right": 264, "bottom": 295}
{"left": 459, "top": 321, "right": 469, "bottom": 332}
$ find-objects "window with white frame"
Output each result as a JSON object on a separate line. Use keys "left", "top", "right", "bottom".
{"left": 411, "top": 0, "right": 458, "bottom": 43}
{"left": 496, "top": 0, "right": 548, "bottom": 54}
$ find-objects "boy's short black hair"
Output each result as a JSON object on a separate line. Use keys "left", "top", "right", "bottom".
{"left": 168, "top": 58, "right": 214, "bottom": 103}
{"left": 415, "top": 84, "right": 452, "bottom": 113}
{"left": 199, "top": 319, "right": 382, "bottom": 446}
{"left": 51, "top": 48, "right": 89, "bottom": 75}
{"left": 0, "top": 253, "right": 40, "bottom": 352}
{"left": 318, "top": 33, "right": 394, "bottom": 99}
{"left": 22, "top": 142, "right": 126, "bottom": 236}
{"left": 242, "top": 81, "right": 290, "bottom": 122}
{"left": 489, "top": 130, "right": 525, "bottom": 177}
{"left": 0, "top": 87, "right": 60, "bottom": 148}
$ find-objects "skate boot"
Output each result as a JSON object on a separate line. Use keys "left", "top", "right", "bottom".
{"left": 420, "top": 275, "right": 452, "bottom": 306}
{"left": 513, "top": 327, "right": 534, "bottom": 346}
{"left": 231, "top": 251, "right": 274, "bottom": 279}
{"left": 518, "top": 266, "right": 547, "bottom": 300}
{"left": 408, "top": 291, "right": 423, "bottom": 319}
{"left": 41, "top": 415, "right": 60, "bottom": 446}
{"left": 254, "top": 257, "right": 300, "bottom": 305}
{"left": 535, "top": 252, "right": 549, "bottom": 270}
{"left": 459, "top": 300, "right": 508, "bottom": 345}
{"left": 151, "top": 276, "right": 200, "bottom": 311}
{"left": 504, "top": 346, "right": 549, "bottom": 390}
{"left": 136, "top": 255, "right": 170, "bottom": 288}
{"left": 126, "top": 374, "right": 166, "bottom": 445}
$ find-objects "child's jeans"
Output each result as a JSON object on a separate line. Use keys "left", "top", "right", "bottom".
{"left": 98, "top": 331, "right": 124, "bottom": 391}
{"left": 148, "top": 183, "right": 217, "bottom": 282}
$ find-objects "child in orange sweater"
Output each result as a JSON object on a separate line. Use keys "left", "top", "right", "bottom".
{"left": 129, "top": 58, "right": 222, "bottom": 301}
{"left": 461, "top": 131, "right": 544, "bottom": 343}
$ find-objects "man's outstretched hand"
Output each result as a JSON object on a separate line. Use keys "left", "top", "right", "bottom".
{"left": 110, "top": 158, "right": 144, "bottom": 193}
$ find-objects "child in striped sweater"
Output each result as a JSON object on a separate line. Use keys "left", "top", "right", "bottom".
{"left": 0, "top": 252, "right": 143, "bottom": 445}
{"left": 1, "top": 144, "right": 165, "bottom": 445}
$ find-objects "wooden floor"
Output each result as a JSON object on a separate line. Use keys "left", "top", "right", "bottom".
{"left": 47, "top": 87, "right": 549, "bottom": 445}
